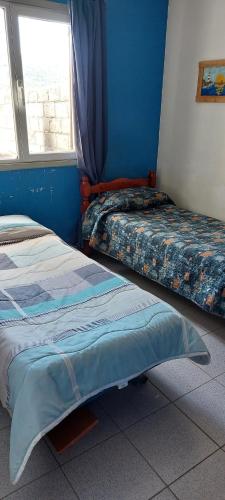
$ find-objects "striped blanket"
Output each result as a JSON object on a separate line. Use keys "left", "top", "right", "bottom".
{"left": 0, "top": 216, "right": 210, "bottom": 483}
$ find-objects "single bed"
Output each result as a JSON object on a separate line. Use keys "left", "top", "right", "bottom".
{"left": 82, "top": 173, "right": 225, "bottom": 318}
{"left": 0, "top": 214, "right": 209, "bottom": 483}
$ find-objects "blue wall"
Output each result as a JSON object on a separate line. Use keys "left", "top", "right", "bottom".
{"left": 105, "top": 0, "right": 168, "bottom": 180}
{"left": 0, "top": 0, "right": 168, "bottom": 243}
{"left": 0, "top": 167, "right": 80, "bottom": 242}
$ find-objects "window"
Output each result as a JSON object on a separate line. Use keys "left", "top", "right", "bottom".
{"left": 0, "top": 1, "right": 75, "bottom": 164}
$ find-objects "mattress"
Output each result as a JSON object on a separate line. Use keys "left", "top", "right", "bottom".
{"left": 0, "top": 215, "right": 209, "bottom": 483}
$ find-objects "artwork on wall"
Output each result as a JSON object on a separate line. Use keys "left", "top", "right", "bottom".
{"left": 196, "top": 59, "right": 225, "bottom": 102}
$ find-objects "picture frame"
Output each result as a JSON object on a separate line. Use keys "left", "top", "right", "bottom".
{"left": 196, "top": 59, "right": 225, "bottom": 102}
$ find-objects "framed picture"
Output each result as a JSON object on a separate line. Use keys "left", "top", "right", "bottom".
{"left": 196, "top": 59, "right": 225, "bottom": 102}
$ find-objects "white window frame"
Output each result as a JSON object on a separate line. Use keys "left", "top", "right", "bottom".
{"left": 0, "top": 0, "right": 76, "bottom": 168}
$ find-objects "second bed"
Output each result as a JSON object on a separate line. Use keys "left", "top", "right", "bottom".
{"left": 82, "top": 175, "right": 225, "bottom": 318}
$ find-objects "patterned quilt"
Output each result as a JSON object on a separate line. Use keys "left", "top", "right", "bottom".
{"left": 0, "top": 215, "right": 209, "bottom": 483}
{"left": 83, "top": 187, "right": 225, "bottom": 317}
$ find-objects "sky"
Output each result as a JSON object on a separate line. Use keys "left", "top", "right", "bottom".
{"left": 19, "top": 16, "right": 71, "bottom": 87}
{"left": 0, "top": 8, "right": 71, "bottom": 88}
{"left": 204, "top": 66, "right": 225, "bottom": 83}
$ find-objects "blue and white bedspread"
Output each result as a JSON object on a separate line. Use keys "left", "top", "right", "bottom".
{"left": 0, "top": 215, "right": 210, "bottom": 483}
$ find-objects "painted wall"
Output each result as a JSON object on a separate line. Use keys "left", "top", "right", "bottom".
{"left": 158, "top": 0, "right": 225, "bottom": 221}
{"left": 0, "top": 166, "right": 80, "bottom": 242}
{"left": 105, "top": 0, "right": 168, "bottom": 179}
{"left": 0, "top": 0, "right": 168, "bottom": 242}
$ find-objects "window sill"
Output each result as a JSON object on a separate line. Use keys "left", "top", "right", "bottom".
{"left": 0, "top": 159, "right": 77, "bottom": 171}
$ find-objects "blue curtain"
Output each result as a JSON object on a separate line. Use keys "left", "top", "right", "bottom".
{"left": 69, "top": 0, "right": 107, "bottom": 184}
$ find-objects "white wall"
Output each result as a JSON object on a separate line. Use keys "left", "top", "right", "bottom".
{"left": 157, "top": 0, "right": 225, "bottom": 221}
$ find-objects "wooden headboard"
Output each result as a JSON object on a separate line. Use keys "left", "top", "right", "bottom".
{"left": 80, "top": 170, "right": 157, "bottom": 213}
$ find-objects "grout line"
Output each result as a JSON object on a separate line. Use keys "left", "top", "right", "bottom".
{"left": 213, "top": 377, "right": 225, "bottom": 389}
{"left": 148, "top": 375, "right": 204, "bottom": 404}
{"left": 97, "top": 386, "right": 171, "bottom": 432}
{"left": 96, "top": 384, "right": 224, "bottom": 491}
{"left": 165, "top": 448, "right": 220, "bottom": 492}
{"left": 148, "top": 363, "right": 225, "bottom": 406}
{"left": 1, "top": 464, "right": 60, "bottom": 500}
{"left": 59, "top": 466, "right": 81, "bottom": 500}
{"left": 176, "top": 370, "right": 225, "bottom": 394}
{"left": 122, "top": 411, "right": 220, "bottom": 493}
{"left": 53, "top": 391, "right": 185, "bottom": 471}
{"left": 167, "top": 447, "right": 223, "bottom": 490}
{"left": 6, "top": 437, "right": 80, "bottom": 500}
{"left": 43, "top": 375, "right": 225, "bottom": 497}
{"left": 46, "top": 372, "right": 225, "bottom": 476}
{"left": 111, "top": 400, "right": 171, "bottom": 433}
{"left": 172, "top": 401, "right": 220, "bottom": 448}
{"left": 51, "top": 429, "right": 167, "bottom": 494}
{"left": 147, "top": 374, "right": 212, "bottom": 405}
{"left": 122, "top": 429, "right": 168, "bottom": 489}
{"left": 168, "top": 487, "right": 180, "bottom": 500}
{"left": 147, "top": 374, "right": 225, "bottom": 450}
{"left": 148, "top": 486, "right": 180, "bottom": 500}
{"left": 47, "top": 398, "right": 225, "bottom": 500}
{"left": 98, "top": 400, "right": 168, "bottom": 490}
{"left": 42, "top": 437, "right": 81, "bottom": 499}
{"left": 197, "top": 362, "right": 225, "bottom": 378}
{"left": 46, "top": 429, "right": 121, "bottom": 467}
{"left": 147, "top": 486, "right": 168, "bottom": 500}
{"left": 2, "top": 380, "right": 224, "bottom": 499}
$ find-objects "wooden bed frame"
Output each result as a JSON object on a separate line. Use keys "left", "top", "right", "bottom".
{"left": 80, "top": 170, "right": 157, "bottom": 213}
{"left": 81, "top": 170, "right": 157, "bottom": 255}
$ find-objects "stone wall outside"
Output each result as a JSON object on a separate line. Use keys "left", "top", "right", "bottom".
{"left": 0, "top": 85, "right": 73, "bottom": 158}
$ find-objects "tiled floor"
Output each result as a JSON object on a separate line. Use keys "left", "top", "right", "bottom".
{"left": 1, "top": 253, "right": 225, "bottom": 500}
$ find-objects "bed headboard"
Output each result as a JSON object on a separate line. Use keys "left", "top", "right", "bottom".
{"left": 80, "top": 170, "right": 157, "bottom": 213}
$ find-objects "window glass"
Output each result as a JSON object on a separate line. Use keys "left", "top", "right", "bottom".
{"left": 18, "top": 16, "right": 74, "bottom": 155}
